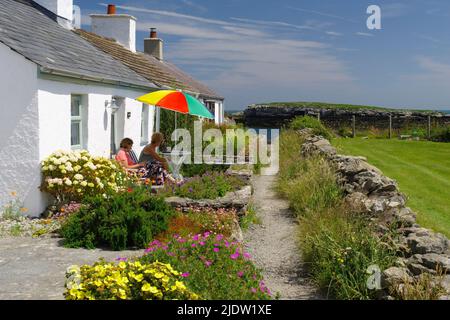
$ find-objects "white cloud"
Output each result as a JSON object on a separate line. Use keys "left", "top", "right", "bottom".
{"left": 181, "top": 0, "right": 208, "bottom": 13}
{"left": 286, "top": 6, "right": 357, "bottom": 23}
{"left": 355, "top": 32, "right": 374, "bottom": 37}
{"left": 99, "top": 3, "right": 232, "bottom": 26}
{"left": 326, "top": 31, "right": 343, "bottom": 36}
{"left": 95, "top": 2, "right": 356, "bottom": 107}
{"left": 230, "top": 17, "right": 313, "bottom": 31}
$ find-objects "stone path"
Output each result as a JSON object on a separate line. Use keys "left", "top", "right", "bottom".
{"left": 244, "top": 175, "right": 322, "bottom": 300}
{"left": 0, "top": 236, "right": 143, "bottom": 300}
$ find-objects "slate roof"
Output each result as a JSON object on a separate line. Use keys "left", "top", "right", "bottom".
{"left": 0, "top": 0, "right": 156, "bottom": 89}
{"left": 75, "top": 29, "right": 224, "bottom": 100}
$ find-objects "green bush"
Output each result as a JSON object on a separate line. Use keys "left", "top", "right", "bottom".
{"left": 431, "top": 126, "right": 450, "bottom": 142}
{"left": 140, "top": 233, "right": 271, "bottom": 300}
{"left": 290, "top": 116, "right": 333, "bottom": 140}
{"left": 161, "top": 172, "right": 246, "bottom": 200}
{"left": 277, "top": 130, "right": 396, "bottom": 299}
{"left": 60, "top": 187, "right": 175, "bottom": 250}
{"left": 181, "top": 163, "right": 229, "bottom": 177}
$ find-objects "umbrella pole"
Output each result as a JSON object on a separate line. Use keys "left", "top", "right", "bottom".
{"left": 174, "top": 112, "right": 177, "bottom": 143}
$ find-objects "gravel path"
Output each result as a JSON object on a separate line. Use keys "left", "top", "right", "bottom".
{"left": 244, "top": 175, "right": 322, "bottom": 300}
{"left": 0, "top": 236, "right": 143, "bottom": 300}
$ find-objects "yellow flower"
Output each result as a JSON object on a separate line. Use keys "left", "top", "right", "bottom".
{"left": 118, "top": 262, "right": 127, "bottom": 269}
{"left": 141, "top": 283, "right": 160, "bottom": 294}
{"left": 10, "top": 191, "right": 17, "bottom": 197}
{"left": 94, "top": 280, "right": 103, "bottom": 287}
{"left": 20, "top": 207, "right": 28, "bottom": 213}
{"left": 118, "top": 288, "right": 127, "bottom": 300}
{"left": 154, "top": 272, "right": 164, "bottom": 279}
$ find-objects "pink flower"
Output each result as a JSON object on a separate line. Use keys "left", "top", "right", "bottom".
{"left": 224, "top": 241, "right": 230, "bottom": 248}
{"left": 230, "top": 252, "right": 240, "bottom": 260}
{"left": 237, "top": 271, "right": 244, "bottom": 278}
{"left": 177, "top": 238, "right": 187, "bottom": 243}
{"left": 191, "top": 243, "right": 197, "bottom": 248}
{"left": 216, "top": 234, "right": 224, "bottom": 241}
{"left": 145, "top": 247, "right": 155, "bottom": 253}
{"left": 243, "top": 253, "right": 251, "bottom": 259}
{"left": 213, "top": 248, "right": 220, "bottom": 253}
{"left": 203, "top": 231, "right": 211, "bottom": 238}
{"left": 205, "top": 260, "right": 212, "bottom": 267}
{"left": 181, "top": 272, "right": 190, "bottom": 277}
{"left": 199, "top": 241, "right": 205, "bottom": 246}
{"left": 167, "top": 252, "right": 175, "bottom": 256}
{"left": 192, "top": 234, "right": 200, "bottom": 241}
{"left": 250, "top": 288, "right": 257, "bottom": 293}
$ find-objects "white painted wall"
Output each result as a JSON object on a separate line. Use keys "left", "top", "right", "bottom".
{"left": 90, "top": 15, "right": 137, "bottom": 52}
{"left": 0, "top": 64, "right": 154, "bottom": 217}
{"left": 0, "top": 43, "right": 44, "bottom": 216}
{"left": 38, "top": 79, "right": 152, "bottom": 157}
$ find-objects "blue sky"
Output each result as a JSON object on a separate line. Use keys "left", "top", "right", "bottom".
{"left": 74, "top": 0, "right": 450, "bottom": 110}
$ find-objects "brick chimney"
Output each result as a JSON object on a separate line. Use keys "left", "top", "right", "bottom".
{"left": 144, "top": 28, "right": 163, "bottom": 61}
{"left": 90, "top": 4, "right": 137, "bottom": 52}
{"left": 35, "top": 0, "right": 73, "bottom": 22}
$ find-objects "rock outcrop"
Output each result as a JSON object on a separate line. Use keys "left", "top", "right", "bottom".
{"left": 243, "top": 104, "right": 450, "bottom": 130}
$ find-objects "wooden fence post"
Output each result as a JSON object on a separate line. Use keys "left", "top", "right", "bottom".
{"left": 352, "top": 115, "right": 356, "bottom": 138}
{"left": 389, "top": 114, "right": 392, "bottom": 139}
{"left": 427, "top": 115, "right": 431, "bottom": 140}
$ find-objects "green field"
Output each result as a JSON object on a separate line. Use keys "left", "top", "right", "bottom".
{"left": 333, "top": 138, "right": 450, "bottom": 237}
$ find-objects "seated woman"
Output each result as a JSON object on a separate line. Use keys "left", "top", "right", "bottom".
{"left": 139, "top": 132, "right": 177, "bottom": 185}
{"left": 115, "top": 138, "right": 145, "bottom": 171}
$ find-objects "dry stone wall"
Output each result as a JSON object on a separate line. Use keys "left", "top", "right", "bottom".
{"left": 299, "top": 129, "right": 450, "bottom": 299}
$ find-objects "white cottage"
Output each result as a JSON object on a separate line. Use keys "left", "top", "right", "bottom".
{"left": 0, "top": 0, "right": 225, "bottom": 216}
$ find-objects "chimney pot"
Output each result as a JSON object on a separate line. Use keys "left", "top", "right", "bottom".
{"left": 107, "top": 4, "right": 116, "bottom": 15}
{"left": 150, "top": 28, "right": 157, "bottom": 39}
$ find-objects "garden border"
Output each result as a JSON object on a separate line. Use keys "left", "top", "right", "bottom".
{"left": 298, "top": 128, "right": 450, "bottom": 299}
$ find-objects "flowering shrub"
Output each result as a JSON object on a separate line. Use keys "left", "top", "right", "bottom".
{"left": 156, "top": 208, "right": 238, "bottom": 242}
{"left": 60, "top": 187, "right": 175, "bottom": 250}
{"left": 140, "top": 233, "right": 272, "bottom": 300}
{"left": 64, "top": 260, "right": 199, "bottom": 300}
{"left": 161, "top": 172, "right": 246, "bottom": 200}
{"left": 40, "top": 150, "right": 128, "bottom": 203}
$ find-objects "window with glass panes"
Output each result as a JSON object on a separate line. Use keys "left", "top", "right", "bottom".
{"left": 71, "top": 95, "right": 83, "bottom": 149}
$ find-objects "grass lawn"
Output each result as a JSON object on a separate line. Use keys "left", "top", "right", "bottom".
{"left": 333, "top": 138, "right": 450, "bottom": 237}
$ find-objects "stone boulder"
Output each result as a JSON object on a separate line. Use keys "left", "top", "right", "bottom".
{"left": 381, "top": 267, "right": 413, "bottom": 289}
{"left": 406, "top": 230, "right": 449, "bottom": 255}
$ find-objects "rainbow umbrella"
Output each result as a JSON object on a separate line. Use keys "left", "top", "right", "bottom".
{"left": 136, "top": 90, "right": 214, "bottom": 119}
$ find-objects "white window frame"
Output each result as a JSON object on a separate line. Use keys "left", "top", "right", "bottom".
{"left": 71, "top": 95, "right": 83, "bottom": 150}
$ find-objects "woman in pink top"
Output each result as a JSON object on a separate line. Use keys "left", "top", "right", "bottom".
{"left": 115, "top": 138, "right": 144, "bottom": 170}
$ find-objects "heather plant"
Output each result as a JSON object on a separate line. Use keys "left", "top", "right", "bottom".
{"left": 60, "top": 187, "right": 175, "bottom": 250}
{"left": 64, "top": 260, "right": 199, "bottom": 300}
{"left": 40, "top": 150, "right": 129, "bottom": 204}
{"left": 139, "top": 233, "right": 272, "bottom": 300}
{"left": 161, "top": 172, "right": 246, "bottom": 200}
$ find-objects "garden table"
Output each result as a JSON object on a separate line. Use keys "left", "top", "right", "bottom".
{"left": 161, "top": 150, "right": 191, "bottom": 180}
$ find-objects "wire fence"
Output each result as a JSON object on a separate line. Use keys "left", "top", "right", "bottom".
{"left": 313, "top": 113, "right": 450, "bottom": 141}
